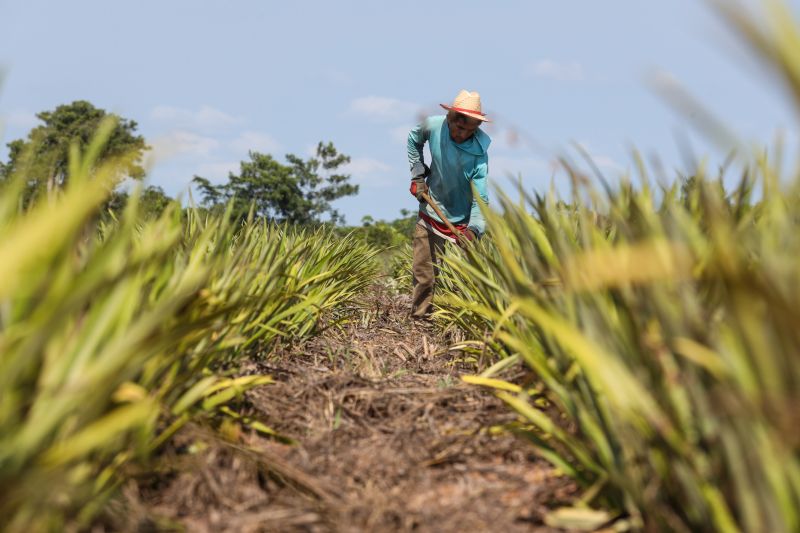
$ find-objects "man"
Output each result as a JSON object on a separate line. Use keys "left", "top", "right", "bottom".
{"left": 407, "top": 89, "right": 491, "bottom": 320}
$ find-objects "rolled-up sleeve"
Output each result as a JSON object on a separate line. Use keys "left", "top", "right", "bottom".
{"left": 407, "top": 121, "right": 427, "bottom": 169}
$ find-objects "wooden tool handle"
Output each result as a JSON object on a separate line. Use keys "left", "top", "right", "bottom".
{"left": 420, "top": 192, "right": 468, "bottom": 245}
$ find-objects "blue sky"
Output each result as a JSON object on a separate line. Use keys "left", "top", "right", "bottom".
{"left": 1, "top": 0, "right": 798, "bottom": 223}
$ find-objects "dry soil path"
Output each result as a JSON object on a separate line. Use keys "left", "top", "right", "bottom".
{"left": 125, "top": 286, "right": 575, "bottom": 532}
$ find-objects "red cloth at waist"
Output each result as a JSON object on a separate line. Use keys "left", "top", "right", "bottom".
{"left": 418, "top": 210, "right": 468, "bottom": 242}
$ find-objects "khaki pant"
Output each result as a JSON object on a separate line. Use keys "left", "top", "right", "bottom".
{"left": 411, "top": 223, "right": 447, "bottom": 319}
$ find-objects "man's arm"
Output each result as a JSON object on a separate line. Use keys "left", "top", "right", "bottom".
{"left": 467, "top": 158, "right": 489, "bottom": 237}
{"left": 407, "top": 121, "right": 431, "bottom": 201}
{"left": 407, "top": 121, "right": 428, "bottom": 169}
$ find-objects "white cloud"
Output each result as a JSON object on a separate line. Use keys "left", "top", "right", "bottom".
{"left": 345, "top": 157, "right": 391, "bottom": 175}
{"left": 195, "top": 161, "right": 240, "bottom": 182}
{"left": 148, "top": 130, "right": 220, "bottom": 163}
{"left": 529, "top": 59, "right": 585, "bottom": 81}
{"left": 343, "top": 157, "right": 393, "bottom": 187}
{"left": 150, "top": 105, "right": 243, "bottom": 130}
{"left": 349, "top": 96, "right": 419, "bottom": 123}
{"left": 229, "top": 131, "right": 282, "bottom": 155}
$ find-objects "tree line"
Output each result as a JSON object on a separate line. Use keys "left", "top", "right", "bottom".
{"left": 0, "top": 100, "right": 362, "bottom": 226}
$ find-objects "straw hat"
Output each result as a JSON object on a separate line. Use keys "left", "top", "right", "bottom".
{"left": 440, "top": 89, "right": 490, "bottom": 122}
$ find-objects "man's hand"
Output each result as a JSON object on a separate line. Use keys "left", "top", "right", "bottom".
{"left": 410, "top": 162, "right": 430, "bottom": 201}
{"left": 410, "top": 177, "right": 428, "bottom": 201}
{"left": 457, "top": 228, "right": 476, "bottom": 248}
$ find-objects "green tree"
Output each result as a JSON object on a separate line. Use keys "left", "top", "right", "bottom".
{"left": 392, "top": 208, "right": 417, "bottom": 237}
{"left": 1, "top": 100, "right": 149, "bottom": 203}
{"left": 337, "top": 209, "right": 417, "bottom": 249}
{"left": 105, "top": 185, "right": 174, "bottom": 221}
{"left": 193, "top": 141, "right": 358, "bottom": 225}
{"left": 191, "top": 176, "right": 225, "bottom": 211}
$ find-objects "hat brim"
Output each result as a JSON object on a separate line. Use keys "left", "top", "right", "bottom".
{"left": 440, "top": 104, "right": 491, "bottom": 122}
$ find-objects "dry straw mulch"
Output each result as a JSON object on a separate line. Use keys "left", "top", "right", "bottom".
{"left": 112, "top": 286, "right": 576, "bottom": 532}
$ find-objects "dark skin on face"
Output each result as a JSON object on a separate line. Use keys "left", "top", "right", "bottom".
{"left": 447, "top": 111, "right": 482, "bottom": 143}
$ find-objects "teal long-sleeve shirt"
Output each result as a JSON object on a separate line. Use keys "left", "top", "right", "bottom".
{"left": 407, "top": 115, "right": 491, "bottom": 236}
